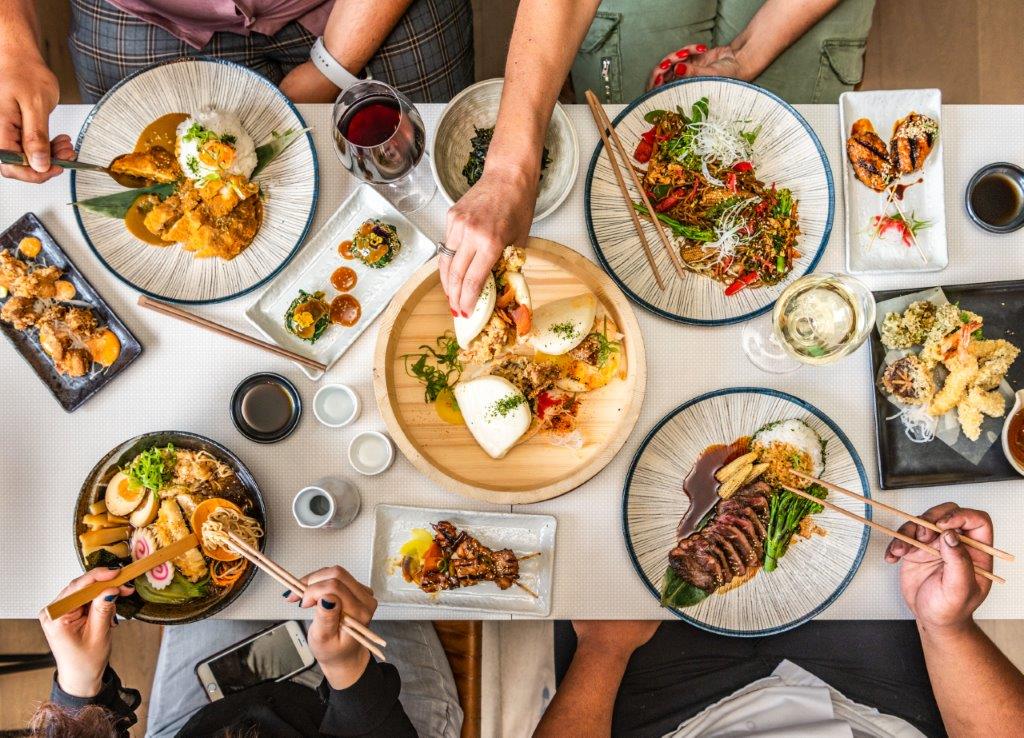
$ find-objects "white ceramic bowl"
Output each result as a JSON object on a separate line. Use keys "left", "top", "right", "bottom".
{"left": 312, "top": 383, "right": 360, "bottom": 427}
{"left": 429, "top": 78, "right": 579, "bottom": 222}
{"left": 1002, "top": 389, "right": 1024, "bottom": 476}
{"left": 348, "top": 431, "right": 395, "bottom": 475}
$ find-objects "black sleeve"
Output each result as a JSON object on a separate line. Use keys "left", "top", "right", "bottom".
{"left": 48, "top": 667, "right": 141, "bottom": 737}
{"left": 317, "top": 659, "right": 417, "bottom": 737}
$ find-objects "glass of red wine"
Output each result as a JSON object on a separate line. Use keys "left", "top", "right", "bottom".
{"left": 332, "top": 80, "right": 435, "bottom": 212}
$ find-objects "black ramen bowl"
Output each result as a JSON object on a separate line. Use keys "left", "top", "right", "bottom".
{"left": 74, "top": 431, "right": 267, "bottom": 625}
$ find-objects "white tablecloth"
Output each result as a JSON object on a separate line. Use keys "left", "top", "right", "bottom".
{"left": 1, "top": 103, "right": 1021, "bottom": 621}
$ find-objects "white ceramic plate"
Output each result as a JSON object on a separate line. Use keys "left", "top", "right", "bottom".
{"left": 72, "top": 57, "right": 317, "bottom": 304}
{"left": 585, "top": 78, "right": 833, "bottom": 325}
{"left": 623, "top": 388, "right": 870, "bottom": 636}
{"left": 430, "top": 78, "right": 579, "bottom": 222}
{"left": 246, "top": 185, "right": 437, "bottom": 380}
{"left": 840, "top": 89, "right": 947, "bottom": 274}
{"left": 370, "top": 505, "right": 556, "bottom": 616}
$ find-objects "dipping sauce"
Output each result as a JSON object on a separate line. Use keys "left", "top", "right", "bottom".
{"left": 136, "top": 112, "right": 189, "bottom": 152}
{"left": 241, "top": 382, "right": 293, "bottom": 434}
{"left": 1008, "top": 407, "right": 1024, "bottom": 467}
{"left": 330, "top": 266, "right": 358, "bottom": 292}
{"left": 676, "top": 439, "right": 749, "bottom": 539}
{"left": 231, "top": 373, "right": 302, "bottom": 443}
{"left": 330, "top": 294, "right": 361, "bottom": 326}
{"left": 338, "top": 239, "right": 355, "bottom": 259}
{"left": 970, "top": 172, "right": 1023, "bottom": 227}
{"left": 124, "top": 196, "right": 167, "bottom": 245}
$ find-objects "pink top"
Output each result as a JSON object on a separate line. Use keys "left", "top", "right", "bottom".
{"left": 105, "top": 0, "right": 335, "bottom": 50}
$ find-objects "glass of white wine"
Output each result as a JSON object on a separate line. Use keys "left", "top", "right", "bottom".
{"left": 741, "top": 272, "right": 876, "bottom": 373}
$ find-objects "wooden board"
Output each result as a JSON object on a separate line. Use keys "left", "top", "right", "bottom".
{"left": 373, "top": 237, "right": 646, "bottom": 504}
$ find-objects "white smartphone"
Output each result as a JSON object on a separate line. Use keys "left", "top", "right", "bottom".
{"left": 194, "top": 620, "right": 316, "bottom": 701}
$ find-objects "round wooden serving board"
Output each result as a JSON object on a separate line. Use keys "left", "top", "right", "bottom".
{"left": 374, "top": 237, "right": 647, "bottom": 504}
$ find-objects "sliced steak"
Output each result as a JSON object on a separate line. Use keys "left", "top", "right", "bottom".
{"left": 669, "top": 537, "right": 721, "bottom": 592}
{"left": 705, "top": 529, "right": 746, "bottom": 578}
{"left": 716, "top": 522, "right": 758, "bottom": 567}
{"left": 718, "top": 512, "right": 763, "bottom": 562}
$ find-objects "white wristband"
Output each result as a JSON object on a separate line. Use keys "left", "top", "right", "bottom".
{"left": 310, "top": 37, "right": 370, "bottom": 91}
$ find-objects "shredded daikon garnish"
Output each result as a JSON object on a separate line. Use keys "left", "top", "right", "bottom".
{"left": 703, "top": 197, "right": 759, "bottom": 265}
{"left": 688, "top": 119, "right": 756, "bottom": 185}
{"left": 887, "top": 404, "right": 937, "bottom": 443}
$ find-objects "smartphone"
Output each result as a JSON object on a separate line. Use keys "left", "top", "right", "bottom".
{"left": 194, "top": 620, "right": 315, "bottom": 701}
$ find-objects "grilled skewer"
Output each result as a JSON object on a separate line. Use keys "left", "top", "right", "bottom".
{"left": 890, "top": 112, "right": 938, "bottom": 175}
{"left": 846, "top": 118, "right": 893, "bottom": 192}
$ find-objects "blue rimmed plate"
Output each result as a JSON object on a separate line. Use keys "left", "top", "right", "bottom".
{"left": 585, "top": 78, "right": 833, "bottom": 325}
{"left": 71, "top": 57, "right": 318, "bottom": 304}
{"left": 622, "top": 387, "right": 870, "bottom": 636}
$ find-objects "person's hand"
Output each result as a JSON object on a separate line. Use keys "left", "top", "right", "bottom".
{"left": 279, "top": 61, "right": 342, "bottom": 104}
{"left": 885, "top": 503, "right": 994, "bottom": 633}
{"left": 438, "top": 165, "right": 537, "bottom": 317}
{"left": 0, "top": 55, "right": 69, "bottom": 183}
{"left": 572, "top": 620, "right": 659, "bottom": 662}
{"left": 38, "top": 568, "right": 135, "bottom": 698}
{"left": 648, "top": 43, "right": 744, "bottom": 89}
{"left": 287, "top": 565, "right": 378, "bottom": 690}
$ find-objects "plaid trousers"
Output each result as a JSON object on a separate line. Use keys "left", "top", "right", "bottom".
{"left": 69, "top": 0, "right": 475, "bottom": 103}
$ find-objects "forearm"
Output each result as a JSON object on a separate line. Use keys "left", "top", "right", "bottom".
{"left": 919, "top": 621, "right": 1024, "bottom": 736}
{"left": 0, "top": 0, "right": 41, "bottom": 58}
{"left": 322, "top": 0, "right": 412, "bottom": 73}
{"left": 534, "top": 644, "right": 630, "bottom": 738}
{"left": 487, "top": 0, "right": 600, "bottom": 180}
{"left": 728, "top": 0, "right": 839, "bottom": 80}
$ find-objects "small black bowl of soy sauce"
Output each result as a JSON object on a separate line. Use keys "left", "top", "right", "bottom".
{"left": 231, "top": 373, "right": 302, "bottom": 443}
{"left": 966, "top": 163, "right": 1024, "bottom": 233}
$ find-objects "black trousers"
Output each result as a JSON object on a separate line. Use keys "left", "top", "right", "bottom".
{"left": 554, "top": 620, "right": 946, "bottom": 737}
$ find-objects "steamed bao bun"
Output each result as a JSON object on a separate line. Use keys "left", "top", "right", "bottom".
{"left": 454, "top": 375, "right": 532, "bottom": 459}
{"left": 177, "top": 107, "right": 258, "bottom": 181}
{"left": 526, "top": 293, "right": 597, "bottom": 356}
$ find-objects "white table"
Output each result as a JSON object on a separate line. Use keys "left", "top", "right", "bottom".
{"left": 1, "top": 104, "right": 1022, "bottom": 621}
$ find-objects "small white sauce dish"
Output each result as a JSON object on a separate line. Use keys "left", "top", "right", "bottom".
{"left": 348, "top": 431, "right": 395, "bottom": 475}
{"left": 1002, "top": 389, "right": 1024, "bottom": 476}
{"left": 313, "top": 384, "right": 360, "bottom": 427}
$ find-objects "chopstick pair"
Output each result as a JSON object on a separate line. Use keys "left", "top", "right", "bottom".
{"left": 786, "top": 470, "right": 1011, "bottom": 584}
{"left": 223, "top": 532, "right": 387, "bottom": 661}
{"left": 137, "top": 295, "right": 327, "bottom": 373}
{"left": 584, "top": 89, "right": 685, "bottom": 291}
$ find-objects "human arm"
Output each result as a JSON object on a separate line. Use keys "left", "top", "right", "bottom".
{"left": 533, "top": 621, "right": 658, "bottom": 738}
{"left": 649, "top": 0, "right": 841, "bottom": 87}
{"left": 885, "top": 503, "right": 1024, "bottom": 736}
{"left": 278, "top": 0, "right": 413, "bottom": 103}
{"left": 38, "top": 569, "right": 141, "bottom": 736}
{"left": 0, "top": 0, "right": 73, "bottom": 182}
{"left": 439, "top": 0, "right": 601, "bottom": 316}
{"left": 287, "top": 565, "right": 416, "bottom": 736}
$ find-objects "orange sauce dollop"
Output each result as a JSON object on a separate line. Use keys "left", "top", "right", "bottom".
{"left": 338, "top": 239, "right": 355, "bottom": 259}
{"left": 330, "top": 294, "right": 361, "bottom": 326}
{"left": 330, "top": 266, "right": 357, "bottom": 292}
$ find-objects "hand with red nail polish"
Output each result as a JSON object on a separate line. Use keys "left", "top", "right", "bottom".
{"left": 887, "top": 502, "right": 994, "bottom": 633}
{"left": 647, "top": 42, "right": 743, "bottom": 90}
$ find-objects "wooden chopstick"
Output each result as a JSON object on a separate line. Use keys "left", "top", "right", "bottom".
{"left": 583, "top": 91, "right": 665, "bottom": 290}
{"left": 137, "top": 295, "right": 327, "bottom": 373}
{"left": 46, "top": 535, "right": 199, "bottom": 620}
{"left": 792, "top": 470, "right": 1014, "bottom": 563}
{"left": 584, "top": 91, "right": 685, "bottom": 278}
{"left": 223, "top": 532, "right": 387, "bottom": 659}
{"left": 782, "top": 485, "right": 1004, "bottom": 584}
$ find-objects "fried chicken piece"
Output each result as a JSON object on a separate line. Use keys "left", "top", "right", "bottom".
{"left": 153, "top": 499, "right": 208, "bottom": 582}
{"left": 890, "top": 113, "right": 939, "bottom": 175}
{"left": 197, "top": 174, "right": 259, "bottom": 218}
{"left": 969, "top": 339, "right": 1020, "bottom": 390}
{"left": 11, "top": 265, "right": 60, "bottom": 299}
{"left": 0, "top": 295, "right": 39, "bottom": 330}
{"left": 110, "top": 146, "right": 181, "bottom": 183}
{"left": 499, "top": 245, "right": 526, "bottom": 274}
{"left": 957, "top": 387, "right": 1006, "bottom": 442}
{"left": 928, "top": 354, "right": 978, "bottom": 416}
{"left": 491, "top": 356, "right": 562, "bottom": 401}
{"left": 458, "top": 312, "right": 516, "bottom": 365}
{"left": 882, "top": 355, "right": 935, "bottom": 406}
{"left": 0, "top": 250, "right": 28, "bottom": 289}
{"left": 847, "top": 118, "right": 892, "bottom": 192}
{"left": 65, "top": 307, "right": 98, "bottom": 339}
{"left": 59, "top": 348, "right": 92, "bottom": 378}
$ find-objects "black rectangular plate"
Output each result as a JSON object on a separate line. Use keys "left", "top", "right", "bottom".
{"left": 0, "top": 213, "right": 142, "bottom": 412}
{"left": 870, "top": 279, "right": 1024, "bottom": 489}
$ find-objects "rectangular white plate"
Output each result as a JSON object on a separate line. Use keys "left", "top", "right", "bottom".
{"left": 245, "top": 184, "right": 436, "bottom": 380}
{"left": 370, "top": 505, "right": 556, "bottom": 616}
{"left": 840, "top": 89, "right": 948, "bottom": 274}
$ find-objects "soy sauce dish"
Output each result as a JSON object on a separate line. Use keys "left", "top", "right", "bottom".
{"left": 966, "top": 163, "right": 1024, "bottom": 233}
{"left": 231, "top": 373, "right": 302, "bottom": 443}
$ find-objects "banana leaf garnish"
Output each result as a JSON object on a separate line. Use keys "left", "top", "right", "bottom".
{"left": 251, "top": 127, "right": 310, "bottom": 179}
{"left": 71, "top": 182, "right": 177, "bottom": 219}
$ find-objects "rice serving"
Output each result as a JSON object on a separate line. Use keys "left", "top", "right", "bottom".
{"left": 176, "top": 108, "right": 257, "bottom": 180}
{"left": 753, "top": 418, "right": 825, "bottom": 488}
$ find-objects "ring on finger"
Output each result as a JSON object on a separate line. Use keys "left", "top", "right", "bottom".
{"left": 437, "top": 241, "right": 457, "bottom": 259}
